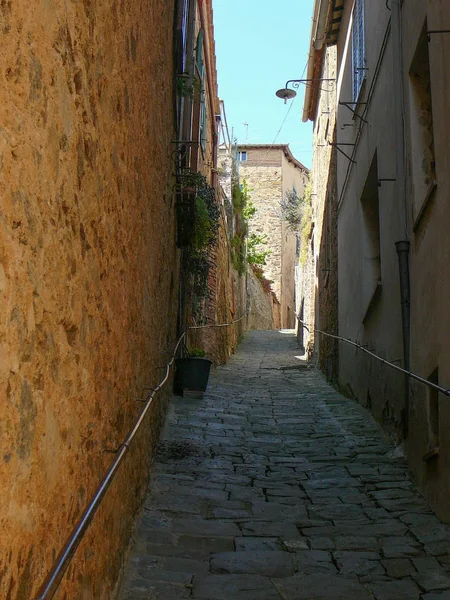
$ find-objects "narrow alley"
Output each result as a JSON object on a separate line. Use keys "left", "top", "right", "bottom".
{"left": 119, "top": 331, "right": 450, "bottom": 600}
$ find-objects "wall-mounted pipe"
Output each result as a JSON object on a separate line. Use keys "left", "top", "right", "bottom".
{"left": 396, "top": 240, "right": 411, "bottom": 436}
{"left": 391, "top": 0, "right": 410, "bottom": 436}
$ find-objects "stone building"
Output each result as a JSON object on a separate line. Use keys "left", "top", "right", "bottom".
{"left": 302, "top": 0, "right": 450, "bottom": 520}
{"left": 0, "top": 0, "right": 234, "bottom": 598}
{"left": 236, "top": 144, "right": 309, "bottom": 329}
{"left": 297, "top": 4, "right": 339, "bottom": 376}
{"left": 187, "top": 100, "right": 247, "bottom": 364}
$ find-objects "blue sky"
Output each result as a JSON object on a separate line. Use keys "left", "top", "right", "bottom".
{"left": 213, "top": 0, "right": 314, "bottom": 168}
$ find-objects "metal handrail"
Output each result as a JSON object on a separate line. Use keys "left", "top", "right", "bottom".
{"left": 34, "top": 332, "right": 186, "bottom": 600}
{"left": 188, "top": 312, "right": 247, "bottom": 330}
{"left": 298, "top": 320, "right": 450, "bottom": 397}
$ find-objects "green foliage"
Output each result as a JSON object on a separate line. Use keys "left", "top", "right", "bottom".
{"left": 231, "top": 234, "right": 246, "bottom": 275}
{"left": 242, "top": 199, "right": 256, "bottom": 221}
{"left": 247, "top": 233, "right": 270, "bottom": 266}
{"left": 181, "top": 171, "right": 220, "bottom": 253}
{"left": 176, "top": 75, "right": 201, "bottom": 99}
{"left": 299, "top": 178, "right": 313, "bottom": 267}
{"left": 231, "top": 179, "right": 249, "bottom": 274}
{"left": 181, "top": 172, "right": 221, "bottom": 321}
{"left": 189, "top": 347, "right": 206, "bottom": 357}
{"left": 232, "top": 179, "right": 252, "bottom": 212}
{"left": 280, "top": 189, "right": 302, "bottom": 231}
{"left": 193, "top": 196, "right": 214, "bottom": 250}
{"left": 230, "top": 179, "right": 270, "bottom": 275}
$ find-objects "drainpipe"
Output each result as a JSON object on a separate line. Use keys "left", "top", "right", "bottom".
{"left": 391, "top": 0, "right": 407, "bottom": 236}
{"left": 396, "top": 241, "right": 410, "bottom": 436}
{"left": 391, "top": 0, "right": 410, "bottom": 436}
{"left": 199, "top": 0, "right": 219, "bottom": 164}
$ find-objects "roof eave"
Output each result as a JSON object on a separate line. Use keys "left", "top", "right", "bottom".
{"left": 302, "top": 0, "right": 344, "bottom": 123}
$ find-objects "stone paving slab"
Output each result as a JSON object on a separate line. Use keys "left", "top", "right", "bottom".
{"left": 119, "top": 330, "right": 450, "bottom": 599}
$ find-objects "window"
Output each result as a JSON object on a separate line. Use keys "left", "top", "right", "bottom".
{"left": 196, "top": 30, "right": 207, "bottom": 154}
{"left": 190, "top": 30, "right": 206, "bottom": 169}
{"left": 361, "top": 152, "right": 381, "bottom": 322}
{"left": 409, "top": 22, "right": 436, "bottom": 225}
{"left": 352, "top": 0, "right": 365, "bottom": 102}
{"left": 238, "top": 151, "right": 247, "bottom": 161}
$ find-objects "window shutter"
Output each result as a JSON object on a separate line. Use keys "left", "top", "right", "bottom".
{"left": 196, "top": 29, "right": 204, "bottom": 78}
{"left": 196, "top": 30, "right": 207, "bottom": 153}
{"left": 352, "top": 0, "right": 365, "bottom": 101}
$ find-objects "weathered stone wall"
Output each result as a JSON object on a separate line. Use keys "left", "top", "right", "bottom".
{"left": 311, "top": 46, "right": 339, "bottom": 378}
{"left": 317, "top": 144, "right": 339, "bottom": 380}
{"left": 240, "top": 163, "right": 283, "bottom": 302}
{"left": 0, "top": 1, "right": 178, "bottom": 598}
{"left": 189, "top": 207, "right": 246, "bottom": 365}
{"left": 239, "top": 147, "right": 308, "bottom": 329}
{"left": 296, "top": 250, "right": 315, "bottom": 354}
{"left": 280, "top": 153, "right": 308, "bottom": 329}
{"left": 246, "top": 268, "right": 275, "bottom": 331}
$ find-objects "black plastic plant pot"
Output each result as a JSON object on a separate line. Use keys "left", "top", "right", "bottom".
{"left": 174, "top": 357, "right": 212, "bottom": 398}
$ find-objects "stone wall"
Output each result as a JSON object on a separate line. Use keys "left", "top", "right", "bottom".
{"left": 0, "top": 1, "right": 178, "bottom": 598}
{"left": 311, "top": 46, "right": 339, "bottom": 378}
{"left": 240, "top": 163, "right": 283, "bottom": 303}
{"left": 246, "top": 268, "right": 275, "bottom": 331}
{"left": 238, "top": 147, "right": 308, "bottom": 329}
{"left": 188, "top": 206, "right": 246, "bottom": 365}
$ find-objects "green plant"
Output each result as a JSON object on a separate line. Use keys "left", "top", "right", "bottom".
{"left": 230, "top": 179, "right": 271, "bottom": 274}
{"left": 247, "top": 233, "right": 271, "bottom": 266}
{"left": 299, "top": 179, "right": 313, "bottom": 267}
{"left": 189, "top": 347, "right": 206, "bottom": 358}
{"left": 242, "top": 198, "right": 256, "bottom": 221}
{"left": 280, "top": 189, "right": 302, "bottom": 231}
{"left": 180, "top": 171, "right": 220, "bottom": 322}
{"left": 232, "top": 180, "right": 250, "bottom": 212}
{"left": 176, "top": 74, "right": 201, "bottom": 99}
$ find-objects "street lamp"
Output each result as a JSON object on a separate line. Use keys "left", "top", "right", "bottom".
{"left": 275, "top": 79, "right": 335, "bottom": 103}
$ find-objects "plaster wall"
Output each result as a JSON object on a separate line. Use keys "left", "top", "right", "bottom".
{"left": 281, "top": 154, "right": 308, "bottom": 329}
{"left": 0, "top": 1, "right": 178, "bottom": 597}
{"left": 401, "top": 0, "right": 450, "bottom": 521}
{"left": 336, "top": 3, "right": 405, "bottom": 435}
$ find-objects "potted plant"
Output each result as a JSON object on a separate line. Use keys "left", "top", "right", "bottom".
{"left": 174, "top": 348, "right": 213, "bottom": 398}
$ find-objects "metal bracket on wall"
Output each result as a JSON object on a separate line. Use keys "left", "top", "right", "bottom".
{"left": 319, "top": 142, "right": 356, "bottom": 164}
{"left": 427, "top": 30, "right": 450, "bottom": 41}
{"left": 339, "top": 101, "right": 368, "bottom": 123}
{"left": 378, "top": 178, "right": 396, "bottom": 187}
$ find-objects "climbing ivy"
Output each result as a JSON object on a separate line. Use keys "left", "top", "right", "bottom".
{"left": 181, "top": 171, "right": 220, "bottom": 320}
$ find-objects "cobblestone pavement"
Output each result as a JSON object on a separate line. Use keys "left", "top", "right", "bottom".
{"left": 119, "top": 330, "right": 450, "bottom": 600}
